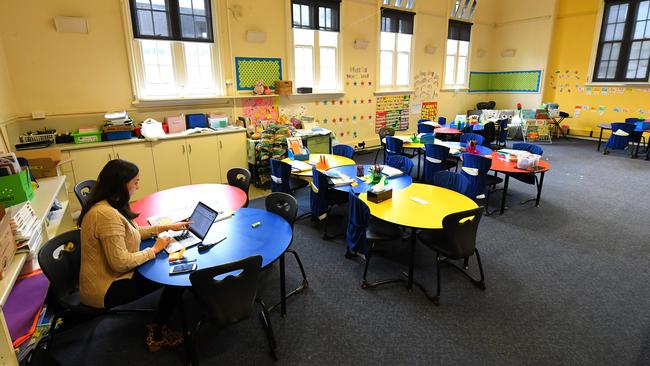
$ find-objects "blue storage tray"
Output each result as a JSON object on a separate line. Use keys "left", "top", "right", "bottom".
{"left": 186, "top": 114, "right": 207, "bottom": 129}
{"left": 104, "top": 130, "right": 133, "bottom": 141}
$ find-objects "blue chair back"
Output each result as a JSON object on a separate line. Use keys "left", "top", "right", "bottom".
{"left": 513, "top": 142, "right": 544, "bottom": 155}
{"left": 387, "top": 155, "right": 414, "bottom": 175}
{"left": 460, "top": 133, "right": 485, "bottom": 145}
{"left": 460, "top": 153, "right": 492, "bottom": 200}
{"left": 346, "top": 191, "right": 371, "bottom": 254}
{"left": 384, "top": 136, "right": 404, "bottom": 163}
{"left": 625, "top": 117, "right": 639, "bottom": 123}
{"left": 309, "top": 166, "right": 329, "bottom": 221}
{"left": 423, "top": 144, "right": 450, "bottom": 184}
{"left": 418, "top": 123, "right": 435, "bottom": 134}
{"left": 333, "top": 144, "right": 355, "bottom": 159}
{"left": 420, "top": 133, "right": 435, "bottom": 144}
{"left": 624, "top": 118, "right": 644, "bottom": 143}
{"left": 432, "top": 171, "right": 470, "bottom": 196}
{"left": 606, "top": 122, "right": 636, "bottom": 150}
{"left": 497, "top": 119, "right": 509, "bottom": 145}
{"left": 270, "top": 158, "right": 292, "bottom": 193}
{"left": 438, "top": 116, "right": 447, "bottom": 125}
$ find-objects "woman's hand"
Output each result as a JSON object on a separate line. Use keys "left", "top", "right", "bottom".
{"left": 152, "top": 237, "right": 172, "bottom": 254}
{"left": 162, "top": 221, "right": 190, "bottom": 232}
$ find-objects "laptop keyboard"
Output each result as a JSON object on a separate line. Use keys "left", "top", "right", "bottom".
{"left": 172, "top": 231, "right": 190, "bottom": 241}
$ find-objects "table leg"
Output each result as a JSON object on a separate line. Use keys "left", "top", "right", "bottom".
{"left": 407, "top": 228, "right": 416, "bottom": 290}
{"left": 536, "top": 172, "right": 545, "bottom": 207}
{"left": 279, "top": 253, "right": 286, "bottom": 317}
{"left": 597, "top": 128, "right": 604, "bottom": 151}
{"left": 417, "top": 149, "right": 421, "bottom": 180}
{"left": 500, "top": 174, "right": 510, "bottom": 215}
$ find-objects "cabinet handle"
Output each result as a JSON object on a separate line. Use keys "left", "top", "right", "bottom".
{"left": 182, "top": 145, "right": 185, "bottom": 154}
{"left": 116, "top": 152, "right": 120, "bottom": 159}
{"left": 189, "top": 144, "right": 192, "bottom": 153}
{"left": 108, "top": 153, "right": 112, "bottom": 161}
{"left": 220, "top": 140, "right": 223, "bottom": 149}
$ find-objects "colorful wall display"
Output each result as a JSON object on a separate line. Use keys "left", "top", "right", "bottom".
{"left": 242, "top": 97, "right": 278, "bottom": 121}
{"left": 235, "top": 57, "right": 282, "bottom": 90}
{"left": 412, "top": 71, "right": 440, "bottom": 114}
{"left": 421, "top": 101, "right": 438, "bottom": 121}
{"left": 375, "top": 95, "right": 410, "bottom": 132}
{"left": 469, "top": 70, "right": 542, "bottom": 93}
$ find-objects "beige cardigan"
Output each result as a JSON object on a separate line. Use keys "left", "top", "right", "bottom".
{"left": 79, "top": 200, "right": 159, "bottom": 308}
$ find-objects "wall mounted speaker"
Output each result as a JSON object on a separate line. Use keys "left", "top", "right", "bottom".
{"left": 354, "top": 39, "right": 369, "bottom": 49}
{"left": 246, "top": 31, "right": 267, "bottom": 43}
{"left": 501, "top": 48, "right": 517, "bottom": 58}
{"left": 54, "top": 16, "right": 88, "bottom": 34}
{"left": 424, "top": 45, "right": 437, "bottom": 54}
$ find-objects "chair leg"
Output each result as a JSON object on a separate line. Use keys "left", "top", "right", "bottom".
{"left": 463, "top": 258, "right": 469, "bottom": 269}
{"left": 474, "top": 248, "right": 486, "bottom": 290}
{"left": 285, "top": 248, "right": 309, "bottom": 290}
{"left": 520, "top": 175, "right": 540, "bottom": 205}
{"left": 257, "top": 299, "right": 278, "bottom": 361}
{"left": 374, "top": 148, "right": 381, "bottom": 164}
{"left": 361, "top": 242, "right": 375, "bottom": 289}
{"left": 432, "top": 252, "right": 441, "bottom": 306}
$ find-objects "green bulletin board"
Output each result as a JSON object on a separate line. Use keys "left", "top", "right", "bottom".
{"left": 235, "top": 57, "right": 282, "bottom": 90}
{"left": 469, "top": 70, "right": 542, "bottom": 93}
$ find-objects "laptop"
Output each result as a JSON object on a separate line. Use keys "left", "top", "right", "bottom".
{"left": 162, "top": 202, "right": 219, "bottom": 253}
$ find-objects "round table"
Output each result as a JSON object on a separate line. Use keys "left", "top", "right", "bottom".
{"left": 326, "top": 164, "right": 413, "bottom": 194}
{"left": 488, "top": 152, "right": 552, "bottom": 214}
{"left": 282, "top": 154, "right": 356, "bottom": 177}
{"left": 131, "top": 184, "right": 247, "bottom": 226}
{"left": 359, "top": 183, "right": 478, "bottom": 289}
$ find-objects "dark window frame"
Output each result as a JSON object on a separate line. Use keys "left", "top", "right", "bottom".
{"left": 129, "top": 0, "right": 214, "bottom": 43}
{"left": 380, "top": 7, "right": 415, "bottom": 34}
{"left": 291, "top": 0, "right": 341, "bottom": 32}
{"left": 448, "top": 19, "right": 472, "bottom": 42}
{"left": 593, "top": 0, "right": 650, "bottom": 82}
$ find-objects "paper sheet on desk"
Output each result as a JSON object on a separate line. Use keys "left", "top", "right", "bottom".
{"left": 287, "top": 160, "right": 312, "bottom": 172}
{"left": 147, "top": 200, "right": 226, "bottom": 226}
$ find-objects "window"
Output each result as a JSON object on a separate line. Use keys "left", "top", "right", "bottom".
{"left": 379, "top": 8, "right": 414, "bottom": 88}
{"left": 444, "top": 20, "right": 471, "bottom": 88}
{"left": 594, "top": 0, "right": 650, "bottom": 82}
{"left": 451, "top": 0, "right": 478, "bottom": 20}
{"left": 291, "top": 0, "right": 341, "bottom": 92}
{"left": 127, "top": 0, "right": 221, "bottom": 99}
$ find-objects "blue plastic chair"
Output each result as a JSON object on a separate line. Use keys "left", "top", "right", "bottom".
{"left": 270, "top": 158, "right": 292, "bottom": 194}
{"left": 496, "top": 119, "right": 509, "bottom": 147}
{"left": 387, "top": 155, "right": 414, "bottom": 175}
{"left": 384, "top": 136, "right": 404, "bottom": 164}
{"left": 432, "top": 171, "right": 470, "bottom": 197}
{"left": 604, "top": 122, "right": 636, "bottom": 154}
{"left": 625, "top": 118, "right": 646, "bottom": 155}
{"left": 418, "top": 122, "right": 435, "bottom": 134}
{"left": 333, "top": 144, "right": 355, "bottom": 159}
{"left": 423, "top": 144, "right": 453, "bottom": 184}
{"left": 513, "top": 142, "right": 543, "bottom": 155}
{"left": 420, "top": 133, "right": 435, "bottom": 144}
{"left": 460, "top": 133, "right": 485, "bottom": 146}
{"left": 310, "top": 167, "right": 347, "bottom": 238}
{"left": 460, "top": 153, "right": 492, "bottom": 202}
{"left": 438, "top": 116, "right": 447, "bottom": 125}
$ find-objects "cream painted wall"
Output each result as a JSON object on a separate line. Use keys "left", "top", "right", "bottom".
{"left": 0, "top": 35, "right": 16, "bottom": 123}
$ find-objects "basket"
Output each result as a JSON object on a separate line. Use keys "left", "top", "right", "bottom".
{"left": 19, "top": 133, "right": 56, "bottom": 144}
{"left": 104, "top": 130, "right": 133, "bottom": 141}
{"left": 72, "top": 130, "right": 102, "bottom": 144}
{"left": 0, "top": 170, "right": 35, "bottom": 208}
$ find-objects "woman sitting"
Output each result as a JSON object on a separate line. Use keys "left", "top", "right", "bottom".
{"left": 78, "top": 159, "right": 188, "bottom": 352}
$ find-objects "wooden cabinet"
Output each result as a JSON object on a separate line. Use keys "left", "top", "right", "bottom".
{"left": 68, "top": 146, "right": 113, "bottom": 184}
{"left": 113, "top": 143, "right": 158, "bottom": 201}
{"left": 186, "top": 135, "right": 221, "bottom": 184}
{"left": 151, "top": 139, "right": 191, "bottom": 191}
{"left": 217, "top": 132, "right": 247, "bottom": 182}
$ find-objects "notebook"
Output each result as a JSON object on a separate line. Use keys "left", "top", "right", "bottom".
{"left": 287, "top": 160, "right": 312, "bottom": 172}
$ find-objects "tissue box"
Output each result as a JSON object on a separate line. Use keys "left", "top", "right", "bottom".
{"left": 208, "top": 115, "right": 228, "bottom": 129}
{"left": 367, "top": 188, "right": 392, "bottom": 203}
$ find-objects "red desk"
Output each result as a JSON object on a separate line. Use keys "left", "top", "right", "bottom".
{"left": 489, "top": 152, "right": 552, "bottom": 214}
{"left": 434, "top": 127, "right": 462, "bottom": 135}
{"left": 131, "top": 184, "right": 247, "bottom": 226}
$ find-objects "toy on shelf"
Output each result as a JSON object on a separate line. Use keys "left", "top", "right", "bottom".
{"left": 287, "top": 137, "right": 309, "bottom": 161}
{"left": 253, "top": 80, "right": 265, "bottom": 95}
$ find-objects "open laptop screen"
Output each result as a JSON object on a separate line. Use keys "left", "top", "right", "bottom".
{"left": 188, "top": 202, "right": 218, "bottom": 240}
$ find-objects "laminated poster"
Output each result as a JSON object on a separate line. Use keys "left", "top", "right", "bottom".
{"left": 242, "top": 97, "right": 278, "bottom": 122}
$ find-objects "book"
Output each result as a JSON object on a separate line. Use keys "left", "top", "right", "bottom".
{"left": 325, "top": 171, "right": 354, "bottom": 186}
{"left": 287, "top": 160, "right": 312, "bottom": 172}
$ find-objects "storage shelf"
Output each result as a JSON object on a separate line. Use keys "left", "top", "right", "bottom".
{"left": 45, "top": 200, "right": 69, "bottom": 239}
{"left": 0, "top": 253, "right": 27, "bottom": 306}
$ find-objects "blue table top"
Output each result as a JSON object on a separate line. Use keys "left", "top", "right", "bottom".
{"left": 327, "top": 164, "right": 413, "bottom": 194}
{"left": 137, "top": 208, "right": 292, "bottom": 287}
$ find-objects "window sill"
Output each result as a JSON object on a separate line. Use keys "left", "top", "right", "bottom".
{"left": 132, "top": 96, "right": 234, "bottom": 108}
{"left": 285, "top": 91, "right": 345, "bottom": 100}
{"left": 373, "top": 89, "right": 415, "bottom": 96}
{"left": 584, "top": 81, "right": 650, "bottom": 87}
{"left": 440, "top": 87, "right": 469, "bottom": 92}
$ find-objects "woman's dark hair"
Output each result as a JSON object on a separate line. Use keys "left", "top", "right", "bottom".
{"left": 77, "top": 159, "right": 140, "bottom": 226}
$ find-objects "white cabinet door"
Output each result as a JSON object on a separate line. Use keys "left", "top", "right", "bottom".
{"left": 113, "top": 143, "right": 158, "bottom": 201}
{"left": 186, "top": 135, "right": 221, "bottom": 184}
{"left": 217, "top": 132, "right": 247, "bottom": 182}
{"left": 151, "top": 139, "right": 191, "bottom": 190}
{"left": 68, "top": 146, "right": 114, "bottom": 184}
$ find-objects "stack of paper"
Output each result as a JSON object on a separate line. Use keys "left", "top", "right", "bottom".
{"left": 8, "top": 202, "right": 40, "bottom": 251}
{"left": 287, "top": 160, "right": 312, "bottom": 172}
{"left": 325, "top": 171, "right": 355, "bottom": 186}
{"left": 380, "top": 165, "right": 404, "bottom": 178}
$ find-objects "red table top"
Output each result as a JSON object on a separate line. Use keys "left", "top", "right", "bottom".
{"left": 131, "top": 184, "right": 247, "bottom": 226}
{"left": 434, "top": 127, "right": 462, "bottom": 135}
{"left": 488, "top": 152, "right": 551, "bottom": 174}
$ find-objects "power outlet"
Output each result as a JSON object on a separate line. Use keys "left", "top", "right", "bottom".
{"left": 31, "top": 111, "right": 46, "bottom": 119}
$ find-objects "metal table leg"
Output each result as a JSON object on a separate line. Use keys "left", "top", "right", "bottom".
{"left": 407, "top": 227, "right": 416, "bottom": 289}
{"left": 500, "top": 174, "right": 510, "bottom": 215}
{"left": 279, "top": 253, "right": 286, "bottom": 316}
{"left": 597, "top": 128, "right": 604, "bottom": 151}
{"left": 535, "top": 172, "right": 545, "bottom": 207}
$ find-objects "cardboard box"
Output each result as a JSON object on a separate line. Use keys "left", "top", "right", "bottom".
{"left": 16, "top": 149, "right": 70, "bottom": 179}
{"left": 0, "top": 215, "right": 16, "bottom": 280}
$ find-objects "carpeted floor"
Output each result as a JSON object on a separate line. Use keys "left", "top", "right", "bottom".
{"left": 49, "top": 139, "right": 650, "bottom": 365}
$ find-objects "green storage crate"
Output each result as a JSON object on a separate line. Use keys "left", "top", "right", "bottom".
{"left": 0, "top": 170, "right": 35, "bottom": 208}
{"left": 72, "top": 130, "right": 102, "bottom": 144}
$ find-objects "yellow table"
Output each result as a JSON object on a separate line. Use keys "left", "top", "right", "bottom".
{"left": 282, "top": 154, "right": 355, "bottom": 177}
{"left": 359, "top": 183, "right": 478, "bottom": 289}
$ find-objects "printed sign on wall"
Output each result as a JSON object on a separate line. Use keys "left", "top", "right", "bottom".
{"left": 375, "top": 95, "right": 410, "bottom": 132}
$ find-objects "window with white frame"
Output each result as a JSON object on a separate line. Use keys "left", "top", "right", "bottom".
{"left": 291, "top": 0, "right": 341, "bottom": 92}
{"left": 127, "top": 0, "right": 221, "bottom": 99}
{"left": 379, "top": 8, "right": 414, "bottom": 88}
{"left": 444, "top": 19, "right": 472, "bottom": 88}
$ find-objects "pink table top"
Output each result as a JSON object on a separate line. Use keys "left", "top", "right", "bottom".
{"left": 434, "top": 127, "right": 462, "bottom": 135}
{"left": 131, "top": 184, "right": 247, "bottom": 226}
{"left": 488, "top": 152, "right": 551, "bottom": 174}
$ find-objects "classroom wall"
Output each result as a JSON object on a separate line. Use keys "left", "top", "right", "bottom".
{"left": 543, "top": 0, "right": 650, "bottom": 137}
{"left": 0, "top": 36, "right": 15, "bottom": 125}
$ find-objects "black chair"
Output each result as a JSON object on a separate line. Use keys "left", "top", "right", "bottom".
{"left": 476, "top": 101, "right": 496, "bottom": 110}
{"left": 417, "top": 207, "right": 486, "bottom": 305}
{"left": 38, "top": 230, "right": 152, "bottom": 351}
{"left": 480, "top": 122, "right": 496, "bottom": 147}
{"left": 226, "top": 168, "right": 251, "bottom": 207}
{"left": 189, "top": 255, "right": 277, "bottom": 364}
{"left": 265, "top": 193, "right": 308, "bottom": 309}
{"left": 74, "top": 180, "right": 96, "bottom": 208}
{"left": 375, "top": 127, "right": 395, "bottom": 164}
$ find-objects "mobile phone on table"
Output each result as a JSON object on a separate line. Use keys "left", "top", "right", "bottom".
{"left": 169, "top": 262, "right": 197, "bottom": 275}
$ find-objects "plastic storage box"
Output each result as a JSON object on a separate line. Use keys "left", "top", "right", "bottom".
{"left": 0, "top": 170, "right": 35, "bottom": 208}
{"left": 186, "top": 114, "right": 207, "bottom": 129}
{"left": 72, "top": 130, "right": 102, "bottom": 144}
{"left": 104, "top": 130, "right": 133, "bottom": 141}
